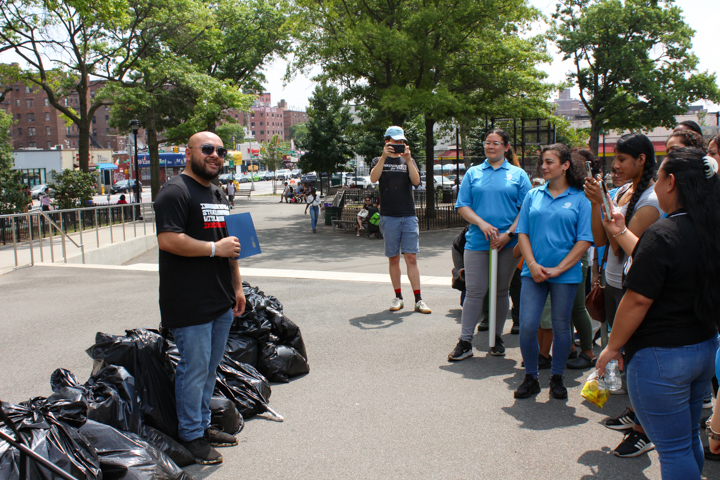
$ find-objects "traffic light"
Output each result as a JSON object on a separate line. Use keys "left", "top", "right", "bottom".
{"left": 173, "top": 146, "right": 179, "bottom": 153}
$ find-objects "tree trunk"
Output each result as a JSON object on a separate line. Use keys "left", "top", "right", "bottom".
{"left": 146, "top": 107, "right": 161, "bottom": 200}
{"left": 424, "top": 115, "right": 435, "bottom": 218}
{"left": 78, "top": 122, "right": 91, "bottom": 173}
{"left": 588, "top": 119, "right": 601, "bottom": 157}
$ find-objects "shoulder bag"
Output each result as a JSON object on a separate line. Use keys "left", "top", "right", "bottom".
{"left": 585, "top": 246, "right": 609, "bottom": 323}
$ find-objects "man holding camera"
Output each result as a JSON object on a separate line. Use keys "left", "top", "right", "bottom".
{"left": 370, "top": 126, "right": 431, "bottom": 314}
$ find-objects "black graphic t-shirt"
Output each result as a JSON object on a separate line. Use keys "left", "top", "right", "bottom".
{"left": 155, "top": 174, "right": 235, "bottom": 329}
{"left": 622, "top": 211, "right": 717, "bottom": 363}
{"left": 370, "top": 155, "right": 417, "bottom": 217}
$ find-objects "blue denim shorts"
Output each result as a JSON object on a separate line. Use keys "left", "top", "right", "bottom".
{"left": 379, "top": 215, "right": 419, "bottom": 257}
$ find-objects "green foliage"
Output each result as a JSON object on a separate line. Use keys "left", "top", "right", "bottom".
{"left": 0, "top": 110, "right": 14, "bottom": 171}
{"left": 217, "top": 123, "right": 247, "bottom": 149}
{"left": 297, "top": 85, "right": 354, "bottom": 176}
{"left": 347, "top": 107, "right": 426, "bottom": 165}
{"left": 50, "top": 169, "right": 96, "bottom": 210}
{"left": 0, "top": 170, "right": 30, "bottom": 215}
{"left": 550, "top": 0, "right": 720, "bottom": 154}
{"left": 288, "top": 123, "right": 307, "bottom": 145}
{"left": 259, "top": 134, "right": 284, "bottom": 173}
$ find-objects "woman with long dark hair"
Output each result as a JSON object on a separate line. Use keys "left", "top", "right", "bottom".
{"left": 596, "top": 147, "right": 720, "bottom": 479}
{"left": 447, "top": 128, "right": 531, "bottom": 361}
{"left": 584, "top": 132, "right": 664, "bottom": 456}
{"left": 513, "top": 143, "right": 593, "bottom": 399}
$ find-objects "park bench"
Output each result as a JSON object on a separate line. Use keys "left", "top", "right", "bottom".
{"left": 331, "top": 206, "right": 365, "bottom": 233}
{"left": 234, "top": 188, "right": 251, "bottom": 198}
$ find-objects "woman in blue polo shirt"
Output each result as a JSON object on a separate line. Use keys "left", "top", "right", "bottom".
{"left": 514, "top": 143, "right": 593, "bottom": 399}
{"left": 448, "top": 129, "right": 531, "bottom": 361}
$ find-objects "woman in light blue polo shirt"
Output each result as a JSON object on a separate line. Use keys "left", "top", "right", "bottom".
{"left": 448, "top": 129, "right": 531, "bottom": 362}
{"left": 514, "top": 143, "right": 593, "bottom": 400}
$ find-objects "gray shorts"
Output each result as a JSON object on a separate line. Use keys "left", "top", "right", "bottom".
{"left": 379, "top": 215, "right": 419, "bottom": 257}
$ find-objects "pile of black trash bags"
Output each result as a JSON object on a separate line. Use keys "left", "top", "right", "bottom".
{"left": 0, "top": 282, "right": 309, "bottom": 479}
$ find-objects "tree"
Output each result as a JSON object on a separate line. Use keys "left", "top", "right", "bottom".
{"left": 0, "top": 0, "right": 141, "bottom": 172}
{"left": 288, "top": 123, "right": 307, "bottom": 145}
{"left": 0, "top": 110, "right": 14, "bottom": 171}
{"left": 292, "top": 0, "right": 550, "bottom": 211}
{"left": 296, "top": 85, "right": 354, "bottom": 193}
{"left": 0, "top": 169, "right": 28, "bottom": 215}
{"left": 259, "top": 133, "right": 284, "bottom": 189}
{"left": 50, "top": 169, "right": 96, "bottom": 210}
{"left": 550, "top": 0, "right": 720, "bottom": 155}
{"left": 217, "top": 123, "right": 247, "bottom": 149}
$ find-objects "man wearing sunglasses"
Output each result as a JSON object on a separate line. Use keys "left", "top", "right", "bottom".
{"left": 154, "top": 131, "right": 245, "bottom": 465}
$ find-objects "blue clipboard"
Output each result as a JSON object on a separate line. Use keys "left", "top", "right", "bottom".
{"left": 224, "top": 212, "right": 261, "bottom": 259}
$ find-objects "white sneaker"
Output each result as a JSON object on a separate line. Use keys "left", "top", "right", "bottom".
{"left": 415, "top": 300, "right": 431, "bottom": 314}
{"left": 389, "top": 298, "right": 404, "bottom": 311}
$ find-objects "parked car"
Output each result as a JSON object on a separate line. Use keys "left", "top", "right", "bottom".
{"left": 300, "top": 173, "right": 317, "bottom": 185}
{"left": 218, "top": 173, "right": 234, "bottom": 184}
{"left": 275, "top": 169, "right": 292, "bottom": 181}
{"left": 291, "top": 169, "right": 302, "bottom": 179}
{"left": 110, "top": 180, "right": 140, "bottom": 194}
{"left": 30, "top": 184, "right": 56, "bottom": 199}
{"left": 344, "top": 176, "right": 377, "bottom": 189}
{"left": 236, "top": 174, "right": 248, "bottom": 183}
{"left": 432, "top": 176, "right": 455, "bottom": 191}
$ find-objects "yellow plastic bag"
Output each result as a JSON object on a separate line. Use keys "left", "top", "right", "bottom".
{"left": 581, "top": 370, "right": 609, "bottom": 409}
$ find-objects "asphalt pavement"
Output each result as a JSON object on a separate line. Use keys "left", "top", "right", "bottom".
{"left": 1, "top": 195, "right": 718, "bottom": 479}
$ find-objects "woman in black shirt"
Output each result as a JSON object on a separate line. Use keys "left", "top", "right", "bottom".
{"left": 596, "top": 147, "right": 720, "bottom": 479}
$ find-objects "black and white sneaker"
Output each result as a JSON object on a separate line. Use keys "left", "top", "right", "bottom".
{"left": 181, "top": 437, "right": 223, "bottom": 465}
{"left": 613, "top": 430, "right": 654, "bottom": 457}
{"left": 448, "top": 340, "right": 473, "bottom": 361}
{"left": 605, "top": 407, "right": 636, "bottom": 431}
{"left": 205, "top": 427, "right": 238, "bottom": 447}
{"left": 490, "top": 335, "right": 505, "bottom": 356}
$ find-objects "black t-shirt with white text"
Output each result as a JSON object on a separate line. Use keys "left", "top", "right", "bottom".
{"left": 623, "top": 211, "right": 718, "bottom": 363}
{"left": 371, "top": 155, "right": 417, "bottom": 217}
{"left": 154, "top": 175, "right": 235, "bottom": 329}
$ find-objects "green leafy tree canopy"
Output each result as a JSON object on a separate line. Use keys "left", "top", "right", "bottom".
{"left": 50, "top": 169, "right": 96, "bottom": 210}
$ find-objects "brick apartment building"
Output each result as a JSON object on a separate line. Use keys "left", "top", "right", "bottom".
{"left": 228, "top": 93, "right": 308, "bottom": 144}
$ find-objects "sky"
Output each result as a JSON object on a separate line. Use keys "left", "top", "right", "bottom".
{"left": 261, "top": 0, "right": 720, "bottom": 111}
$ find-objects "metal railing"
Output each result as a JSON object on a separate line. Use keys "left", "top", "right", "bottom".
{"left": 0, "top": 202, "right": 155, "bottom": 268}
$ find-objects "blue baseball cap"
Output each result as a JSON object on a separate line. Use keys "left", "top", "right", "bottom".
{"left": 384, "top": 126, "right": 407, "bottom": 141}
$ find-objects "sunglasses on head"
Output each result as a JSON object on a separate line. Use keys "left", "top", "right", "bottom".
{"left": 191, "top": 144, "right": 228, "bottom": 159}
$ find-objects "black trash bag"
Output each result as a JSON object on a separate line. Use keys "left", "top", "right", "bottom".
{"left": 79, "top": 420, "right": 193, "bottom": 480}
{"left": 139, "top": 426, "right": 195, "bottom": 468}
{"left": 225, "top": 332, "right": 259, "bottom": 366}
{"left": 214, "top": 357, "right": 271, "bottom": 419}
{"left": 86, "top": 329, "right": 178, "bottom": 438}
{"left": 51, "top": 367, "right": 143, "bottom": 435}
{"left": 0, "top": 401, "right": 101, "bottom": 480}
{"left": 209, "top": 397, "right": 243, "bottom": 435}
{"left": 265, "top": 310, "right": 308, "bottom": 360}
{"left": 257, "top": 343, "right": 310, "bottom": 383}
{"left": 45, "top": 388, "right": 89, "bottom": 427}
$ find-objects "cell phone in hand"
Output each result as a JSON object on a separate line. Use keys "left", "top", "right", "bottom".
{"left": 585, "top": 161, "right": 593, "bottom": 179}
{"left": 390, "top": 144, "right": 405, "bottom": 154}
{"left": 600, "top": 180, "right": 614, "bottom": 219}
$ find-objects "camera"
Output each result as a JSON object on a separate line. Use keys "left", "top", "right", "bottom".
{"left": 390, "top": 143, "right": 405, "bottom": 154}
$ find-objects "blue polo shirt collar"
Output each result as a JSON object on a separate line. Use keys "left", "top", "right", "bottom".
{"left": 480, "top": 159, "right": 509, "bottom": 171}
{"left": 540, "top": 183, "right": 577, "bottom": 200}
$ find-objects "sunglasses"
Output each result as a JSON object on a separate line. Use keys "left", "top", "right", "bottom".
{"left": 191, "top": 144, "right": 228, "bottom": 159}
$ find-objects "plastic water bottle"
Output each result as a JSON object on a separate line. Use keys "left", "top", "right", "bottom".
{"left": 605, "top": 360, "right": 622, "bottom": 392}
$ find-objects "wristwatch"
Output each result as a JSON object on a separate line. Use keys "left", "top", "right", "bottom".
{"left": 708, "top": 425, "right": 720, "bottom": 441}
{"left": 506, "top": 230, "right": 515, "bottom": 239}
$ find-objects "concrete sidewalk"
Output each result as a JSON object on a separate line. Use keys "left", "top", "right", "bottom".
{"left": 1, "top": 195, "right": 717, "bottom": 479}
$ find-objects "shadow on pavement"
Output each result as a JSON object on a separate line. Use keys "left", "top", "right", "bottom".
{"left": 577, "top": 448, "right": 652, "bottom": 479}
{"left": 439, "top": 354, "right": 519, "bottom": 380}
{"left": 502, "top": 396, "right": 589, "bottom": 430}
{"left": 348, "top": 310, "right": 412, "bottom": 330}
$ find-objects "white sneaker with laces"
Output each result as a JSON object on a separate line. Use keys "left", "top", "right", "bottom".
{"left": 415, "top": 300, "right": 431, "bottom": 314}
{"left": 389, "top": 298, "right": 404, "bottom": 311}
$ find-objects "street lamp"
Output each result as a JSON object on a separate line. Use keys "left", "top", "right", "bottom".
{"left": 129, "top": 119, "right": 140, "bottom": 203}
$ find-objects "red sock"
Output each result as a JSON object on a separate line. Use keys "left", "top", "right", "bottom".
{"left": 414, "top": 290, "right": 422, "bottom": 303}
{"left": 395, "top": 289, "right": 402, "bottom": 300}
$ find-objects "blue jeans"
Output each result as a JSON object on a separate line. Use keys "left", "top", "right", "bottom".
{"left": 172, "top": 308, "right": 233, "bottom": 441}
{"left": 310, "top": 205, "right": 319, "bottom": 231}
{"left": 627, "top": 336, "right": 719, "bottom": 480}
{"left": 519, "top": 277, "right": 578, "bottom": 377}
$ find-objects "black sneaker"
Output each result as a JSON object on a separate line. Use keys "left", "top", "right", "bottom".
{"left": 704, "top": 445, "right": 720, "bottom": 461}
{"left": 448, "top": 340, "right": 473, "bottom": 361}
{"left": 205, "top": 427, "right": 238, "bottom": 447}
{"left": 510, "top": 322, "right": 519, "bottom": 335}
{"left": 567, "top": 350, "right": 578, "bottom": 360}
{"left": 538, "top": 354, "right": 552, "bottom": 370}
{"left": 514, "top": 374, "right": 541, "bottom": 398}
{"left": 477, "top": 319, "right": 489, "bottom": 332}
{"left": 605, "top": 407, "right": 636, "bottom": 431}
{"left": 181, "top": 437, "right": 223, "bottom": 465}
{"left": 549, "top": 374, "right": 568, "bottom": 399}
{"left": 613, "top": 430, "right": 654, "bottom": 457}
{"left": 490, "top": 335, "right": 505, "bottom": 356}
